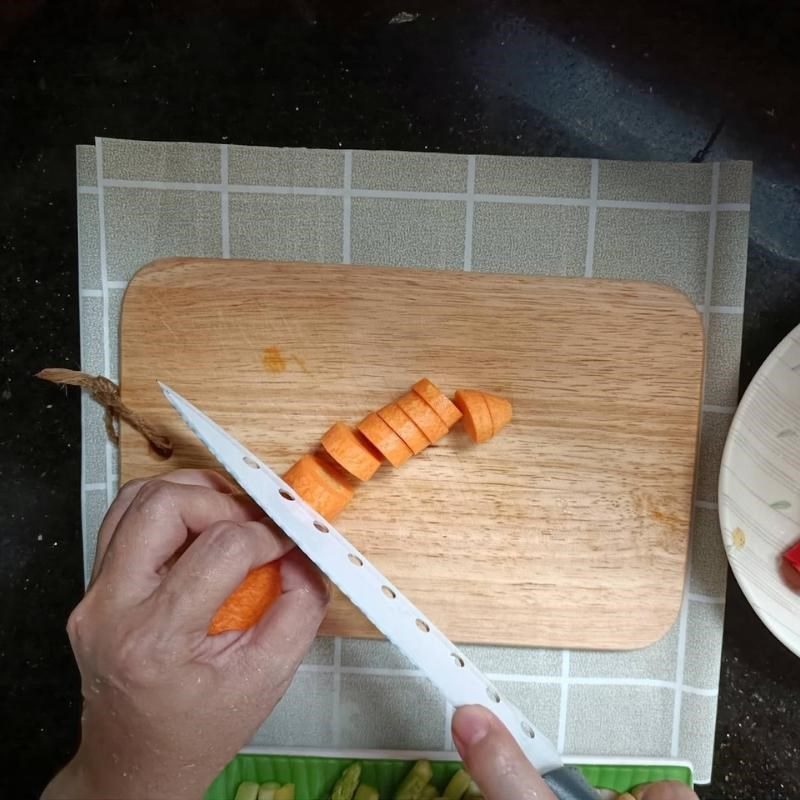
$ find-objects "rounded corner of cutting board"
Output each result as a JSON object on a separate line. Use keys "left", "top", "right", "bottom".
{"left": 126, "top": 257, "right": 198, "bottom": 287}
{"left": 634, "top": 280, "right": 704, "bottom": 329}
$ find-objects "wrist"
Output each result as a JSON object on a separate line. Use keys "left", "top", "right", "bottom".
{"left": 41, "top": 756, "right": 99, "bottom": 800}
{"left": 42, "top": 748, "right": 210, "bottom": 800}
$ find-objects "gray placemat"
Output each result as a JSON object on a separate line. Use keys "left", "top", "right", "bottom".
{"left": 76, "top": 137, "right": 752, "bottom": 783}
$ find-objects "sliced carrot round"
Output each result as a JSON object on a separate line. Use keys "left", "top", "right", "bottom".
{"left": 321, "top": 421, "right": 383, "bottom": 481}
{"left": 483, "top": 391, "right": 513, "bottom": 435}
{"left": 413, "top": 378, "right": 462, "bottom": 428}
{"left": 283, "top": 453, "right": 354, "bottom": 520}
{"left": 397, "top": 392, "right": 449, "bottom": 443}
{"left": 357, "top": 412, "right": 413, "bottom": 467}
{"left": 378, "top": 403, "right": 429, "bottom": 454}
{"left": 453, "top": 389, "right": 493, "bottom": 443}
{"left": 208, "top": 560, "right": 282, "bottom": 635}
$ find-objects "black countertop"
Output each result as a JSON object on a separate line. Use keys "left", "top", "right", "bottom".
{"left": 1, "top": 2, "right": 798, "bottom": 798}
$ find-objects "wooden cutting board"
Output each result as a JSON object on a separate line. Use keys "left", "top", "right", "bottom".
{"left": 120, "top": 258, "right": 704, "bottom": 650}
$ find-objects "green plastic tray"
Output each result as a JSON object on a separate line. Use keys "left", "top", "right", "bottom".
{"left": 204, "top": 753, "right": 693, "bottom": 799}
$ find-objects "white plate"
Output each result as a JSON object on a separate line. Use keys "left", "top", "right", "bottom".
{"left": 719, "top": 322, "right": 800, "bottom": 656}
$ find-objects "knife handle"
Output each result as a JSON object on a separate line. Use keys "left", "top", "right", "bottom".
{"left": 543, "top": 766, "right": 601, "bottom": 800}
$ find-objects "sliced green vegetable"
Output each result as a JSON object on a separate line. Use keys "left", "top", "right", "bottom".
{"left": 463, "top": 780, "right": 482, "bottom": 798}
{"left": 354, "top": 784, "right": 380, "bottom": 800}
{"left": 420, "top": 786, "right": 438, "bottom": 800}
{"left": 234, "top": 783, "right": 260, "bottom": 800}
{"left": 394, "top": 760, "right": 434, "bottom": 800}
{"left": 274, "top": 786, "right": 295, "bottom": 800}
{"left": 258, "top": 782, "right": 281, "bottom": 800}
{"left": 331, "top": 763, "right": 362, "bottom": 800}
{"left": 443, "top": 770, "right": 471, "bottom": 800}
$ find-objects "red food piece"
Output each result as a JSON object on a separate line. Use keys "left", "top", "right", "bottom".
{"left": 784, "top": 540, "right": 800, "bottom": 574}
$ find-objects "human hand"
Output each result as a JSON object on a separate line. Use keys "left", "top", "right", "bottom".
{"left": 451, "top": 705, "right": 698, "bottom": 800}
{"left": 43, "top": 470, "right": 329, "bottom": 800}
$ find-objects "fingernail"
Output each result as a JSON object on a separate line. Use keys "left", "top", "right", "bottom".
{"left": 453, "top": 705, "right": 491, "bottom": 749}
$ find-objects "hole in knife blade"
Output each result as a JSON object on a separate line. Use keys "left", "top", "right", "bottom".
{"left": 451, "top": 653, "right": 465, "bottom": 668}
{"left": 348, "top": 553, "right": 363, "bottom": 567}
{"left": 314, "top": 521, "right": 329, "bottom": 533}
{"left": 381, "top": 586, "right": 396, "bottom": 599}
{"left": 521, "top": 720, "right": 536, "bottom": 739}
{"left": 279, "top": 489, "right": 295, "bottom": 501}
{"left": 486, "top": 686, "right": 501, "bottom": 703}
{"left": 415, "top": 619, "right": 430, "bottom": 633}
{"left": 243, "top": 456, "right": 260, "bottom": 468}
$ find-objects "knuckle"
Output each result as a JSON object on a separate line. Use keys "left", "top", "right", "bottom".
{"left": 203, "top": 521, "right": 250, "bottom": 562}
{"left": 117, "top": 477, "right": 147, "bottom": 502}
{"left": 66, "top": 603, "right": 89, "bottom": 645}
{"left": 133, "top": 478, "right": 175, "bottom": 511}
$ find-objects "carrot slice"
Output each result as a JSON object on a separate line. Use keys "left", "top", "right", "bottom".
{"left": 482, "top": 391, "right": 513, "bottom": 435}
{"left": 283, "top": 453, "right": 354, "bottom": 520}
{"left": 208, "top": 561, "right": 282, "bottom": 635}
{"left": 453, "top": 389, "right": 493, "bottom": 443}
{"left": 358, "top": 412, "right": 413, "bottom": 466}
{"left": 321, "top": 422, "right": 383, "bottom": 481}
{"left": 397, "top": 392, "right": 449, "bottom": 443}
{"left": 413, "top": 378, "right": 462, "bottom": 428}
{"left": 378, "top": 403, "right": 429, "bottom": 454}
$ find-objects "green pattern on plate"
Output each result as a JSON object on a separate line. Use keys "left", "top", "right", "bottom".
{"left": 204, "top": 754, "right": 692, "bottom": 799}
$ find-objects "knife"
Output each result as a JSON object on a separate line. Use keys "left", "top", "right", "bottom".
{"left": 160, "top": 383, "right": 597, "bottom": 800}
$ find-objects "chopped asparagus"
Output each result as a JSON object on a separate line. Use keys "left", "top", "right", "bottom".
{"left": 331, "top": 763, "right": 362, "bottom": 800}
{"left": 394, "top": 760, "right": 434, "bottom": 800}
{"left": 463, "top": 780, "right": 482, "bottom": 798}
{"left": 354, "top": 784, "right": 380, "bottom": 800}
{"left": 420, "top": 786, "right": 439, "bottom": 800}
{"left": 443, "top": 770, "right": 471, "bottom": 800}
{"left": 258, "top": 782, "right": 281, "bottom": 800}
{"left": 234, "top": 783, "right": 260, "bottom": 800}
{"left": 274, "top": 785, "right": 295, "bottom": 800}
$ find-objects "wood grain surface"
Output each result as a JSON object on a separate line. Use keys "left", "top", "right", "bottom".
{"left": 120, "top": 258, "right": 705, "bottom": 649}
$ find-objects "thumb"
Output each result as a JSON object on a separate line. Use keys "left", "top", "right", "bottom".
{"left": 452, "top": 705, "right": 557, "bottom": 800}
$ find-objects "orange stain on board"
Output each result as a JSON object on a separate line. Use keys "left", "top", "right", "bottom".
{"left": 262, "top": 346, "right": 286, "bottom": 373}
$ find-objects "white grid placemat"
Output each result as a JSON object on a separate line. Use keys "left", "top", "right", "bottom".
{"left": 76, "top": 138, "right": 752, "bottom": 782}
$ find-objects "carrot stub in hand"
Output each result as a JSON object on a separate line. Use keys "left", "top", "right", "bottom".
{"left": 208, "top": 561, "right": 282, "bottom": 635}
{"left": 321, "top": 422, "right": 383, "bottom": 481}
{"left": 413, "top": 378, "right": 462, "bottom": 427}
{"left": 357, "top": 412, "right": 414, "bottom": 466}
{"left": 208, "top": 452, "right": 353, "bottom": 635}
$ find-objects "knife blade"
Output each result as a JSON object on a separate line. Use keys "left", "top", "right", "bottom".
{"left": 160, "top": 383, "right": 597, "bottom": 800}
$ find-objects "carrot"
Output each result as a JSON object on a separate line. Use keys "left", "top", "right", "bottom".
{"left": 208, "top": 561, "right": 282, "bottom": 635}
{"left": 397, "top": 392, "right": 449, "bottom": 443}
{"left": 453, "top": 389, "right": 493, "bottom": 443}
{"left": 482, "top": 391, "right": 513, "bottom": 435}
{"left": 283, "top": 453, "right": 354, "bottom": 520}
{"left": 321, "top": 421, "right": 383, "bottom": 481}
{"left": 209, "top": 378, "right": 509, "bottom": 636}
{"left": 413, "top": 378, "right": 462, "bottom": 427}
{"left": 378, "top": 403, "right": 429, "bottom": 454}
{"left": 357, "top": 412, "right": 414, "bottom": 466}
